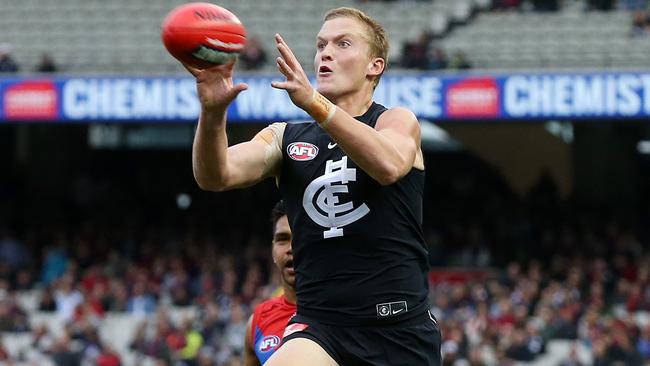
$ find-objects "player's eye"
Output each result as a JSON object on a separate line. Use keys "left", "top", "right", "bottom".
{"left": 317, "top": 42, "right": 326, "bottom": 50}
{"left": 338, "top": 40, "right": 351, "bottom": 48}
{"left": 275, "top": 234, "right": 291, "bottom": 242}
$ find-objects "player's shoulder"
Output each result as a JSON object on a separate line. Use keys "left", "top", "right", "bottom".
{"left": 377, "top": 106, "right": 419, "bottom": 128}
{"left": 255, "top": 295, "right": 287, "bottom": 314}
{"left": 382, "top": 106, "right": 417, "bottom": 120}
{"left": 284, "top": 120, "right": 317, "bottom": 131}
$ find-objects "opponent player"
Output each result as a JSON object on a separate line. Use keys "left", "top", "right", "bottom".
{"left": 244, "top": 201, "right": 296, "bottom": 366}
{"left": 185, "top": 6, "right": 441, "bottom": 366}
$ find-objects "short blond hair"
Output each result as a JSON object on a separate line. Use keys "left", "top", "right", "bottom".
{"left": 324, "top": 7, "right": 389, "bottom": 88}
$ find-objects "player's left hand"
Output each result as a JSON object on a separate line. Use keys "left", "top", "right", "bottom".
{"left": 271, "top": 34, "right": 315, "bottom": 110}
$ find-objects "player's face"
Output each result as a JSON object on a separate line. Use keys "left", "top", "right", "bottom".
{"left": 272, "top": 215, "right": 295, "bottom": 287}
{"left": 315, "top": 17, "right": 373, "bottom": 98}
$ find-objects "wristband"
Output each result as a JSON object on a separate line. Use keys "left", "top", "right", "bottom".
{"left": 305, "top": 90, "right": 337, "bottom": 128}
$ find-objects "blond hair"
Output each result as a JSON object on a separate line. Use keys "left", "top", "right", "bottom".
{"left": 324, "top": 7, "right": 389, "bottom": 88}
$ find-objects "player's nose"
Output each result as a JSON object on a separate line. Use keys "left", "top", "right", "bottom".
{"left": 320, "top": 44, "right": 334, "bottom": 61}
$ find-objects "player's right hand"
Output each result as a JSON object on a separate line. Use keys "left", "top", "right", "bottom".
{"left": 182, "top": 61, "right": 248, "bottom": 115}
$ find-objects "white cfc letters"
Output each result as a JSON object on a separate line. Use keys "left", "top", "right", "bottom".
{"left": 302, "top": 157, "right": 370, "bottom": 238}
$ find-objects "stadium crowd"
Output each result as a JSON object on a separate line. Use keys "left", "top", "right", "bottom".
{"left": 399, "top": 0, "right": 650, "bottom": 72}
{"left": 0, "top": 152, "right": 649, "bottom": 365}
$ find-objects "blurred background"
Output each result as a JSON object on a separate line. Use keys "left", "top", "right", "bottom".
{"left": 1, "top": 0, "right": 650, "bottom": 365}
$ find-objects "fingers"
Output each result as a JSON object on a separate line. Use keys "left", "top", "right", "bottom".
{"left": 276, "top": 57, "right": 293, "bottom": 78}
{"left": 181, "top": 62, "right": 200, "bottom": 77}
{"left": 204, "top": 61, "right": 236, "bottom": 78}
{"left": 275, "top": 34, "right": 300, "bottom": 70}
{"left": 271, "top": 80, "right": 291, "bottom": 90}
{"left": 227, "top": 83, "right": 249, "bottom": 100}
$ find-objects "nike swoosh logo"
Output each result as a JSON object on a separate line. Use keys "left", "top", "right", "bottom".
{"left": 328, "top": 142, "right": 337, "bottom": 149}
{"left": 391, "top": 308, "right": 404, "bottom": 315}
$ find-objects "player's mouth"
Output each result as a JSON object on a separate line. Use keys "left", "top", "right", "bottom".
{"left": 318, "top": 65, "right": 333, "bottom": 77}
{"left": 284, "top": 259, "right": 295, "bottom": 275}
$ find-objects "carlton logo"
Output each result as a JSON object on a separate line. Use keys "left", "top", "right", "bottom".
{"left": 259, "top": 335, "right": 280, "bottom": 353}
{"left": 287, "top": 142, "right": 318, "bottom": 161}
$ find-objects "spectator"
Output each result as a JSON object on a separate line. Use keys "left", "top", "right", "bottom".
{"left": 630, "top": 10, "right": 649, "bottom": 37}
{"left": 127, "top": 281, "right": 156, "bottom": 317}
{"left": 0, "top": 337, "right": 9, "bottom": 362}
{"left": 239, "top": 35, "right": 267, "bottom": 70}
{"left": 32, "top": 323, "right": 55, "bottom": 350}
{"left": 620, "top": 0, "right": 647, "bottom": 11}
{"left": 428, "top": 47, "right": 448, "bottom": 70}
{"left": 558, "top": 344, "right": 584, "bottom": 366}
{"left": 638, "top": 326, "right": 650, "bottom": 360}
{"left": 608, "top": 326, "right": 644, "bottom": 365}
{"left": 587, "top": 0, "right": 614, "bottom": 11}
{"left": 533, "top": 0, "right": 560, "bottom": 11}
{"left": 96, "top": 345, "right": 121, "bottom": 366}
{"left": 402, "top": 31, "right": 431, "bottom": 69}
{"left": 179, "top": 317, "right": 204, "bottom": 365}
{"left": 0, "top": 295, "right": 29, "bottom": 332}
{"left": 449, "top": 51, "right": 472, "bottom": 70}
{"left": 41, "top": 242, "right": 69, "bottom": 285}
{"left": 54, "top": 274, "right": 84, "bottom": 322}
{"left": 0, "top": 43, "right": 19, "bottom": 73}
{"left": 38, "top": 286, "right": 57, "bottom": 312}
{"left": 221, "top": 301, "right": 247, "bottom": 360}
{"left": 52, "top": 333, "right": 82, "bottom": 366}
{"left": 505, "top": 327, "right": 535, "bottom": 362}
{"left": 107, "top": 279, "right": 129, "bottom": 312}
{"left": 36, "top": 53, "right": 57, "bottom": 73}
{"left": 492, "top": 0, "right": 522, "bottom": 10}
{"left": 0, "top": 230, "right": 29, "bottom": 270}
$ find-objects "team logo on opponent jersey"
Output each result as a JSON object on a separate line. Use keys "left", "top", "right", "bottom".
{"left": 258, "top": 335, "right": 280, "bottom": 353}
{"left": 287, "top": 142, "right": 319, "bottom": 161}
{"left": 303, "top": 157, "right": 370, "bottom": 238}
{"left": 282, "top": 323, "right": 309, "bottom": 338}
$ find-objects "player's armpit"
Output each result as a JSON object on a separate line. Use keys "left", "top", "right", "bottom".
{"left": 244, "top": 315, "right": 261, "bottom": 366}
{"left": 214, "top": 122, "right": 285, "bottom": 191}
{"left": 251, "top": 122, "right": 286, "bottom": 178}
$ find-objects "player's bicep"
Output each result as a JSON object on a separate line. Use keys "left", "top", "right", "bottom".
{"left": 226, "top": 122, "right": 285, "bottom": 189}
{"left": 375, "top": 108, "right": 420, "bottom": 168}
{"left": 244, "top": 315, "right": 261, "bottom": 366}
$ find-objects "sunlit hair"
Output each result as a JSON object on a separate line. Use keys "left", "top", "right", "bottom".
{"left": 324, "top": 7, "right": 389, "bottom": 89}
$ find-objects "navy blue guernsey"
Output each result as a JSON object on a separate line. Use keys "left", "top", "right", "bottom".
{"left": 279, "top": 102, "right": 430, "bottom": 326}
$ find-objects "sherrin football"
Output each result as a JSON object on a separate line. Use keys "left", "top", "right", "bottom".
{"left": 161, "top": 2, "right": 247, "bottom": 69}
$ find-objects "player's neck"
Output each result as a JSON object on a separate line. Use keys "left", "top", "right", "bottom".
{"left": 283, "top": 284, "right": 297, "bottom": 304}
{"left": 329, "top": 87, "right": 374, "bottom": 117}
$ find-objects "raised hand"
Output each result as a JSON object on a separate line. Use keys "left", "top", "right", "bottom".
{"left": 183, "top": 61, "right": 248, "bottom": 115}
{"left": 270, "top": 34, "right": 315, "bottom": 110}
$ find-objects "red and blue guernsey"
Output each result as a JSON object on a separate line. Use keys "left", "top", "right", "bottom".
{"left": 251, "top": 295, "right": 297, "bottom": 364}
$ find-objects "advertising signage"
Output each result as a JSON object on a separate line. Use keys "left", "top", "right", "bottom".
{"left": 1, "top": 71, "right": 650, "bottom": 123}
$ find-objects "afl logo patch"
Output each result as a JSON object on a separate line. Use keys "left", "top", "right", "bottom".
{"left": 288, "top": 142, "right": 318, "bottom": 161}
{"left": 258, "top": 335, "right": 280, "bottom": 353}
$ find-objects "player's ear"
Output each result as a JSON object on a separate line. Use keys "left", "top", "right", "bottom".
{"left": 367, "top": 57, "right": 384, "bottom": 78}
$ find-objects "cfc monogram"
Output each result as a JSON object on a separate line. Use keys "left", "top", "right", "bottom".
{"left": 303, "top": 157, "right": 370, "bottom": 238}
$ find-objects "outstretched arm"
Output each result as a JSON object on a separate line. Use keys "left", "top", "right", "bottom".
{"left": 186, "top": 62, "right": 283, "bottom": 191}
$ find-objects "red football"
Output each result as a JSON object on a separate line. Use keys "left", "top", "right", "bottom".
{"left": 161, "top": 2, "right": 247, "bottom": 69}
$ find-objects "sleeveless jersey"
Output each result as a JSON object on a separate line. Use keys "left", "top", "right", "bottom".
{"left": 251, "top": 295, "right": 297, "bottom": 364}
{"left": 279, "top": 102, "right": 430, "bottom": 326}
